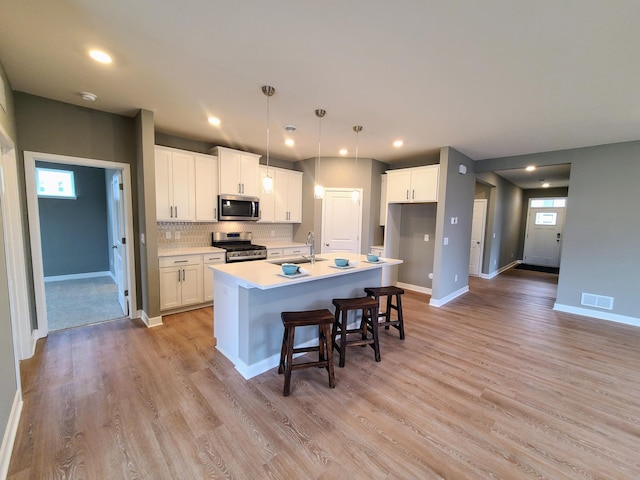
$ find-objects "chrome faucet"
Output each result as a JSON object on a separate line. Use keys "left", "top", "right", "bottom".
{"left": 306, "top": 231, "right": 316, "bottom": 264}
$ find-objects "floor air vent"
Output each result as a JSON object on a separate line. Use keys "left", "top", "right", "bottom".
{"left": 581, "top": 293, "right": 614, "bottom": 310}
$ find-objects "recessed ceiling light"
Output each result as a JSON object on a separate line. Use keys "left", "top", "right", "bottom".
{"left": 285, "top": 138, "right": 294, "bottom": 146}
{"left": 89, "top": 49, "right": 112, "bottom": 64}
{"left": 80, "top": 91, "right": 97, "bottom": 102}
{"left": 542, "top": 182, "right": 550, "bottom": 188}
{"left": 393, "top": 140, "right": 404, "bottom": 147}
{"left": 526, "top": 165, "right": 536, "bottom": 171}
{"left": 208, "top": 116, "right": 221, "bottom": 126}
{"left": 339, "top": 149, "right": 348, "bottom": 155}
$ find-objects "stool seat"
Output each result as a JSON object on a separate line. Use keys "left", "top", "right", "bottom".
{"left": 331, "top": 296, "right": 380, "bottom": 367}
{"left": 278, "top": 309, "right": 336, "bottom": 396}
{"left": 364, "top": 286, "right": 405, "bottom": 340}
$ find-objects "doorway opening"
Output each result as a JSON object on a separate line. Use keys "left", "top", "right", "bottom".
{"left": 522, "top": 197, "right": 567, "bottom": 270}
{"left": 24, "top": 151, "right": 136, "bottom": 335}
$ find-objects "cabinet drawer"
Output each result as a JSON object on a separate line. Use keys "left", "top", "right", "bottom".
{"left": 159, "top": 255, "right": 203, "bottom": 268}
{"left": 282, "top": 246, "right": 309, "bottom": 257}
{"left": 203, "top": 253, "right": 225, "bottom": 264}
{"left": 267, "top": 248, "right": 284, "bottom": 258}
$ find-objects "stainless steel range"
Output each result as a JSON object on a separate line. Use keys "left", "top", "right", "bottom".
{"left": 211, "top": 232, "right": 267, "bottom": 263}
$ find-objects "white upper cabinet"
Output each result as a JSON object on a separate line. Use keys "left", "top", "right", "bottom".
{"left": 274, "top": 168, "right": 302, "bottom": 223}
{"left": 194, "top": 154, "right": 219, "bottom": 222}
{"left": 386, "top": 165, "right": 439, "bottom": 203}
{"left": 213, "top": 146, "right": 260, "bottom": 197}
{"left": 259, "top": 166, "right": 302, "bottom": 223}
{"left": 155, "top": 146, "right": 196, "bottom": 221}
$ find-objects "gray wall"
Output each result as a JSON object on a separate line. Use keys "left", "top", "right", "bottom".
{"left": 36, "top": 161, "right": 109, "bottom": 277}
{"left": 0, "top": 59, "right": 19, "bottom": 470}
{"left": 398, "top": 203, "right": 437, "bottom": 287}
{"left": 476, "top": 141, "right": 640, "bottom": 320}
{"left": 474, "top": 171, "right": 523, "bottom": 274}
{"left": 432, "top": 147, "right": 475, "bottom": 300}
{"left": 295, "top": 156, "right": 386, "bottom": 254}
{"left": 14, "top": 92, "right": 141, "bottom": 319}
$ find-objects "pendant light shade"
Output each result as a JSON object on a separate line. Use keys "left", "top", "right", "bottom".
{"left": 261, "top": 85, "right": 275, "bottom": 194}
{"left": 314, "top": 108, "right": 326, "bottom": 199}
{"left": 352, "top": 125, "right": 362, "bottom": 202}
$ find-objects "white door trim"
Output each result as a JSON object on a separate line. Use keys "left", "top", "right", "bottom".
{"left": 469, "top": 199, "right": 487, "bottom": 276}
{"left": 24, "top": 151, "right": 137, "bottom": 338}
{"left": 0, "top": 124, "right": 31, "bottom": 365}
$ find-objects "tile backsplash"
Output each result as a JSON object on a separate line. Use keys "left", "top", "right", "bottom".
{"left": 157, "top": 222, "right": 294, "bottom": 249}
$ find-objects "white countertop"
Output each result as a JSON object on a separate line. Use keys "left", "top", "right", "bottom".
{"left": 209, "top": 252, "right": 400, "bottom": 290}
{"left": 158, "top": 246, "right": 225, "bottom": 257}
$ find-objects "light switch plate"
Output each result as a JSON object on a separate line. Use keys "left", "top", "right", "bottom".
{"left": 165, "top": 232, "right": 171, "bottom": 239}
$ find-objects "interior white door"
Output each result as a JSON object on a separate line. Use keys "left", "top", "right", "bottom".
{"left": 111, "top": 172, "right": 128, "bottom": 315}
{"left": 523, "top": 205, "right": 566, "bottom": 267}
{"left": 469, "top": 199, "right": 487, "bottom": 276}
{"left": 321, "top": 188, "right": 362, "bottom": 253}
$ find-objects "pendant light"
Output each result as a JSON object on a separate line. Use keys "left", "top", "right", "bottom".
{"left": 261, "top": 85, "right": 275, "bottom": 194}
{"left": 314, "top": 108, "right": 326, "bottom": 199}
{"left": 352, "top": 125, "right": 362, "bottom": 202}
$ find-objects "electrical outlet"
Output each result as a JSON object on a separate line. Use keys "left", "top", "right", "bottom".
{"left": 451, "top": 216, "right": 458, "bottom": 224}
{"left": 271, "top": 230, "right": 275, "bottom": 237}
{"left": 165, "top": 231, "right": 171, "bottom": 239}
{"left": 455, "top": 274, "right": 458, "bottom": 282}
{"left": 175, "top": 231, "right": 181, "bottom": 239}
{"left": 443, "top": 237, "right": 449, "bottom": 245}
{"left": 424, "top": 234, "right": 429, "bottom": 242}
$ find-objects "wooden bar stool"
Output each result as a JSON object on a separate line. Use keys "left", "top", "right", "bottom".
{"left": 364, "top": 286, "right": 405, "bottom": 340}
{"left": 278, "top": 309, "right": 336, "bottom": 396}
{"left": 331, "top": 296, "right": 380, "bottom": 368}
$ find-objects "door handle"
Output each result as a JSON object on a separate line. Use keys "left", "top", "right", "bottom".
{"left": 325, "top": 243, "right": 329, "bottom": 247}
{"left": 112, "top": 245, "right": 118, "bottom": 249}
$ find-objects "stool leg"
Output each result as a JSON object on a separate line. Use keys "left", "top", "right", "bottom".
{"left": 321, "top": 323, "right": 336, "bottom": 388}
{"left": 338, "top": 309, "right": 347, "bottom": 368}
{"left": 396, "top": 294, "right": 405, "bottom": 340}
{"left": 283, "top": 326, "right": 295, "bottom": 396}
{"left": 369, "top": 306, "right": 381, "bottom": 362}
{"left": 278, "top": 326, "right": 288, "bottom": 374}
{"left": 384, "top": 294, "right": 392, "bottom": 329}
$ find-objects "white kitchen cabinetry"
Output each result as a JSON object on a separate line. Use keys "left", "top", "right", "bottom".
{"left": 380, "top": 174, "right": 387, "bottom": 226}
{"left": 212, "top": 146, "right": 260, "bottom": 197}
{"left": 259, "top": 166, "right": 302, "bottom": 223}
{"left": 155, "top": 146, "right": 196, "bottom": 221}
{"left": 386, "top": 165, "right": 439, "bottom": 203}
{"left": 275, "top": 168, "right": 302, "bottom": 223}
{"left": 203, "top": 252, "right": 225, "bottom": 302}
{"left": 266, "top": 248, "right": 283, "bottom": 259}
{"left": 370, "top": 246, "right": 384, "bottom": 257}
{"left": 194, "top": 154, "right": 219, "bottom": 222}
{"left": 283, "top": 245, "right": 309, "bottom": 257}
{"left": 159, "top": 255, "right": 203, "bottom": 310}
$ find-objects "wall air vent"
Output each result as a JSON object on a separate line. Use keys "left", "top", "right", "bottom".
{"left": 581, "top": 293, "right": 614, "bottom": 310}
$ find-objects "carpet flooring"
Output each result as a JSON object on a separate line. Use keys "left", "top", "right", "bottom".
{"left": 45, "top": 276, "right": 126, "bottom": 331}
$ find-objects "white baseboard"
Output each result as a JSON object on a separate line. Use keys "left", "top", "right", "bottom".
{"left": 553, "top": 303, "right": 640, "bottom": 328}
{"left": 140, "top": 310, "right": 163, "bottom": 328}
{"left": 0, "top": 390, "right": 23, "bottom": 480}
{"left": 44, "top": 270, "right": 111, "bottom": 282}
{"left": 430, "top": 285, "right": 469, "bottom": 307}
{"left": 480, "top": 260, "right": 519, "bottom": 279}
{"left": 396, "top": 282, "right": 432, "bottom": 295}
{"left": 235, "top": 337, "right": 317, "bottom": 380}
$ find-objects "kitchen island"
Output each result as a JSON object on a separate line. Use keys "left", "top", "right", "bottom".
{"left": 209, "top": 253, "right": 401, "bottom": 379}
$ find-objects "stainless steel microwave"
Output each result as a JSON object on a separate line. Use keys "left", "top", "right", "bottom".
{"left": 218, "top": 194, "right": 260, "bottom": 221}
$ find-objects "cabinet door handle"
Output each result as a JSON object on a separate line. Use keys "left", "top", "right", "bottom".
{"left": 178, "top": 270, "right": 181, "bottom": 282}
{"left": 170, "top": 206, "right": 173, "bottom": 218}
{"left": 238, "top": 183, "right": 241, "bottom": 193}
{"left": 412, "top": 189, "right": 415, "bottom": 200}
{"left": 182, "top": 269, "right": 185, "bottom": 281}
{"left": 174, "top": 260, "right": 188, "bottom": 263}
{"left": 175, "top": 206, "right": 178, "bottom": 217}
{"left": 214, "top": 207, "right": 217, "bottom": 220}
{"left": 406, "top": 190, "right": 409, "bottom": 200}
{"left": 242, "top": 183, "right": 245, "bottom": 194}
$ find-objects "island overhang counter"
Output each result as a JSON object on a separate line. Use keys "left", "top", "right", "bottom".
{"left": 209, "top": 253, "right": 401, "bottom": 379}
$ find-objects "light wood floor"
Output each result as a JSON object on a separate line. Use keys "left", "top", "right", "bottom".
{"left": 9, "top": 269, "right": 640, "bottom": 479}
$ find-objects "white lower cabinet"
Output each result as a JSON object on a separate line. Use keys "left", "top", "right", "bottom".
{"left": 203, "top": 253, "right": 225, "bottom": 302}
{"left": 283, "top": 246, "right": 309, "bottom": 257}
{"left": 159, "top": 255, "right": 204, "bottom": 310}
{"left": 266, "top": 248, "right": 284, "bottom": 259}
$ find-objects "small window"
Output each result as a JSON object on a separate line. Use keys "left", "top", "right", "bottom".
{"left": 530, "top": 198, "right": 566, "bottom": 208}
{"left": 535, "top": 212, "right": 557, "bottom": 225}
{"left": 36, "top": 167, "right": 76, "bottom": 199}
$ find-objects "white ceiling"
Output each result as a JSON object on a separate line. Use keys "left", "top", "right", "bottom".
{"left": 2, "top": 0, "right": 640, "bottom": 172}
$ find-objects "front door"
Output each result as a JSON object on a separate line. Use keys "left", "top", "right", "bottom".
{"left": 111, "top": 171, "right": 129, "bottom": 315}
{"left": 469, "top": 199, "right": 487, "bottom": 276}
{"left": 523, "top": 199, "right": 566, "bottom": 268}
{"left": 321, "top": 188, "right": 363, "bottom": 253}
